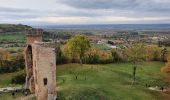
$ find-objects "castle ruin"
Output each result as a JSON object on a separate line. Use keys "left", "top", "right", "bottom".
{"left": 25, "top": 28, "right": 57, "bottom": 100}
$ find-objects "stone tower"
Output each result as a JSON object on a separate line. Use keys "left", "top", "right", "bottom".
{"left": 25, "top": 28, "right": 57, "bottom": 100}
{"left": 26, "top": 28, "right": 43, "bottom": 44}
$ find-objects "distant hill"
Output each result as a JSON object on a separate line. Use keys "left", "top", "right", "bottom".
{"left": 38, "top": 24, "right": 170, "bottom": 31}
{"left": 0, "top": 24, "right": 32, "bottom": 33}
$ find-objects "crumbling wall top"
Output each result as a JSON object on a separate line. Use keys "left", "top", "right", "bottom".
{"left": 25, "top": 28, "right": 43, "bottom": 44}
{"left": 33, "top": 42, "right": 56, "bottom": 48}
{"left": 26, "top": 28, "right": 43, "bottom": 36}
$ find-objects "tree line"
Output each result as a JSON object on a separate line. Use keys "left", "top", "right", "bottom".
{"left": 57, "top": 35, "right": 169, "bottom": 83}
{"left": 0, "top": 48, "right": 25, "bottom": 73}
{"left": 56, "top": 35, "right": 169, "bottom": 65}
{"left": 0, "top": 34, "right": 169, "bottom": 84}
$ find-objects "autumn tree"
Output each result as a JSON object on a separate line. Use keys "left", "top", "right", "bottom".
{"left": 0, "top": 49, "right": 3, "bottom": 66}
{"left": 55, "top": 44, "right": 68, "bottom": 64}
{"left": 65, "top": 35, "right": 90, "bottom": 64}
{"left": 13, "top": 52, "right": 25, "bottom": 69}
{"left": 0, "top": 49, "right": 11, "bottom": 67}
{"left": 126, "top": 43, "right": 146, "bottom": 83}
{"left": 97, "top": 50, "right": 112, "bottom": 64}
{"left": 85, "top": 48, "right": 99, "bottom": 64}
{"left": 145, "top": 45, "right": 161, "bottom": 61}
{"left": 161, "top": 53, "right": 170, "bottom": 73}
{"left": 111, "top": 48, "right": 122, "bottom": 63}
{"left": 160, "top": 47, "right": 168, "bottom": 62}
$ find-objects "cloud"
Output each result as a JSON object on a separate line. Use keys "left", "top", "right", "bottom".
{"left": 26, "top": 16, "right": 170, "bottom": 25}
{"left": 1, "top": 0, "right": 170, "bottom": 24}
{"left": 56, "top": 0, "right": 170, "bottom": 10}
{"left": 56, "top": 0, "right": 170, "bottom": 16}
{"left": 56, "top": 0, "right": 137, "bottom": 9}
{"left": 0, "top": 7, "right": 33, "bottom": 13}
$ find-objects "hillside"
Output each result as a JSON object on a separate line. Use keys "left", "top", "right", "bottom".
{"left": 0, "top": 62, "right": 168, "bottom": 100}
{"left": 56, "top": 62, "right": 167, "bottom": 100}
{"left": 0, "top": 24, "right": 31, "bottom": 33}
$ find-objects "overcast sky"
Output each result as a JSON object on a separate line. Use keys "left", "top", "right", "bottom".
{"left": 0, "top": 0, "right": 170, "bottom": 25}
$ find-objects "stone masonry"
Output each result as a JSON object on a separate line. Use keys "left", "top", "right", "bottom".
{"left": 25, "top": 28, "right": 57, "bottom": 100}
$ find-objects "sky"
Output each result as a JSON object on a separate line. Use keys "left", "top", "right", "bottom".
{"left": 0, "top": 0, "right": 170, "bottom": 25}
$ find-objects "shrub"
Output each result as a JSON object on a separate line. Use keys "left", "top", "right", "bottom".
{"left": 84, "top": 48, "right": 99, "bottom": 64}
{"left": 11, "top": 71, "right": 26, "bottom": 84}
{"left": 84, "top": 48, "right": 113, "bottom": 64}
{"left": 55, "top": 44, "right": 69, "bottom": 64}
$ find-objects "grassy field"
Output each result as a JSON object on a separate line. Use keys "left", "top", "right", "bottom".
{"left": 0, "top": 62, "right": 168, "bottom": 100}
{"left": 0, "top": 70, "right": 25, "bottom": 100}
{"left": 56, "top": 62, "right": 167, "bottom": 100}
{"left": 0, "top": 33, "right": 25, "bottom": 42}
{"left": 0, "top": 70, "right": 24, "bottom": 88}
{"left": 0, "top": 93, "right": 26, "bottom": 100}
{"left": 91, "top": 43, "right": 112, "bottom": 50}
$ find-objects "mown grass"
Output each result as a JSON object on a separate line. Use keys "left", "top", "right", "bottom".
{"left": 56, "top": 62, "right": 167, "bottom": 100}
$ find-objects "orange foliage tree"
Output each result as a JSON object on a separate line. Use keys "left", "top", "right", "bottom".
{"left": 0, "top": 49, "right": 11, "bottom": 66}
{"left": 161, "top": 53, "right": 170, "bottom": 73}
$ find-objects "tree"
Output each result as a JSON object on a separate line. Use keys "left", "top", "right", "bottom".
{"left": 145, "top": 45, "right": 161, "bottom": 61}
{"left": 161, "top": 53, "right": 170, "bottom": 73}
{"left": 65, "top": 35, "right": 90, "bottom": 64}
{"left": 0, "top": 49, "right": 3, "bottom": 66}
{"left": 126, "top": 43, "right": 146, "bottom": 83}
{"left": 55, "top": 44, "right": 68, "bottom": 64}
{"left": 111, "top": 48, "right": 122, "bottom": 63}
{"left": 85, "top": 48, "right": 99, "bottom": 64}
{"left": 161, "top": 47, "right": 168, "bottom": 62}
{"left": 0, "top": 49, "right": 11, "bottom": 67}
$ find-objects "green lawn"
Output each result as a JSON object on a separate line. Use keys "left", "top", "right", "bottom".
{"left": 0, "top": 93, "right": 25, "bottom": 100}
{"left": 0, "top": 33, "right": 25, "bottom": 42}
{"left": 91, "top": 43, "right": 111, "bottom": 50}
{"left": 0, "top": 71, "right": 24, "bottom": 88}
{"left": 0, "top": 71, "right": 25, "bottom": 100}
{"left": 56, "top": 62, "right": 167, "bottom": 100}
{"left": 0, "top": 62, "right": 167, "bottom": 100}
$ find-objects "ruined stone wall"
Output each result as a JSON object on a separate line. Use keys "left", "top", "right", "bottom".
{"left": 32, "top": 43, "right": 56, "bottom": 100}
{"left": 25, "top": 28, "right": 43, "bottom": 44}
{"left": 25, "top": 28, "right": 43, "bottom": 93}
{"left": 25, "top": 28, "right": 57, "bottom": 100}
{"left": 25, "top": 45, "right": 35, "bottom": 93}
{"left": 26, "top": 35, "right": 42, "bottom": 44}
